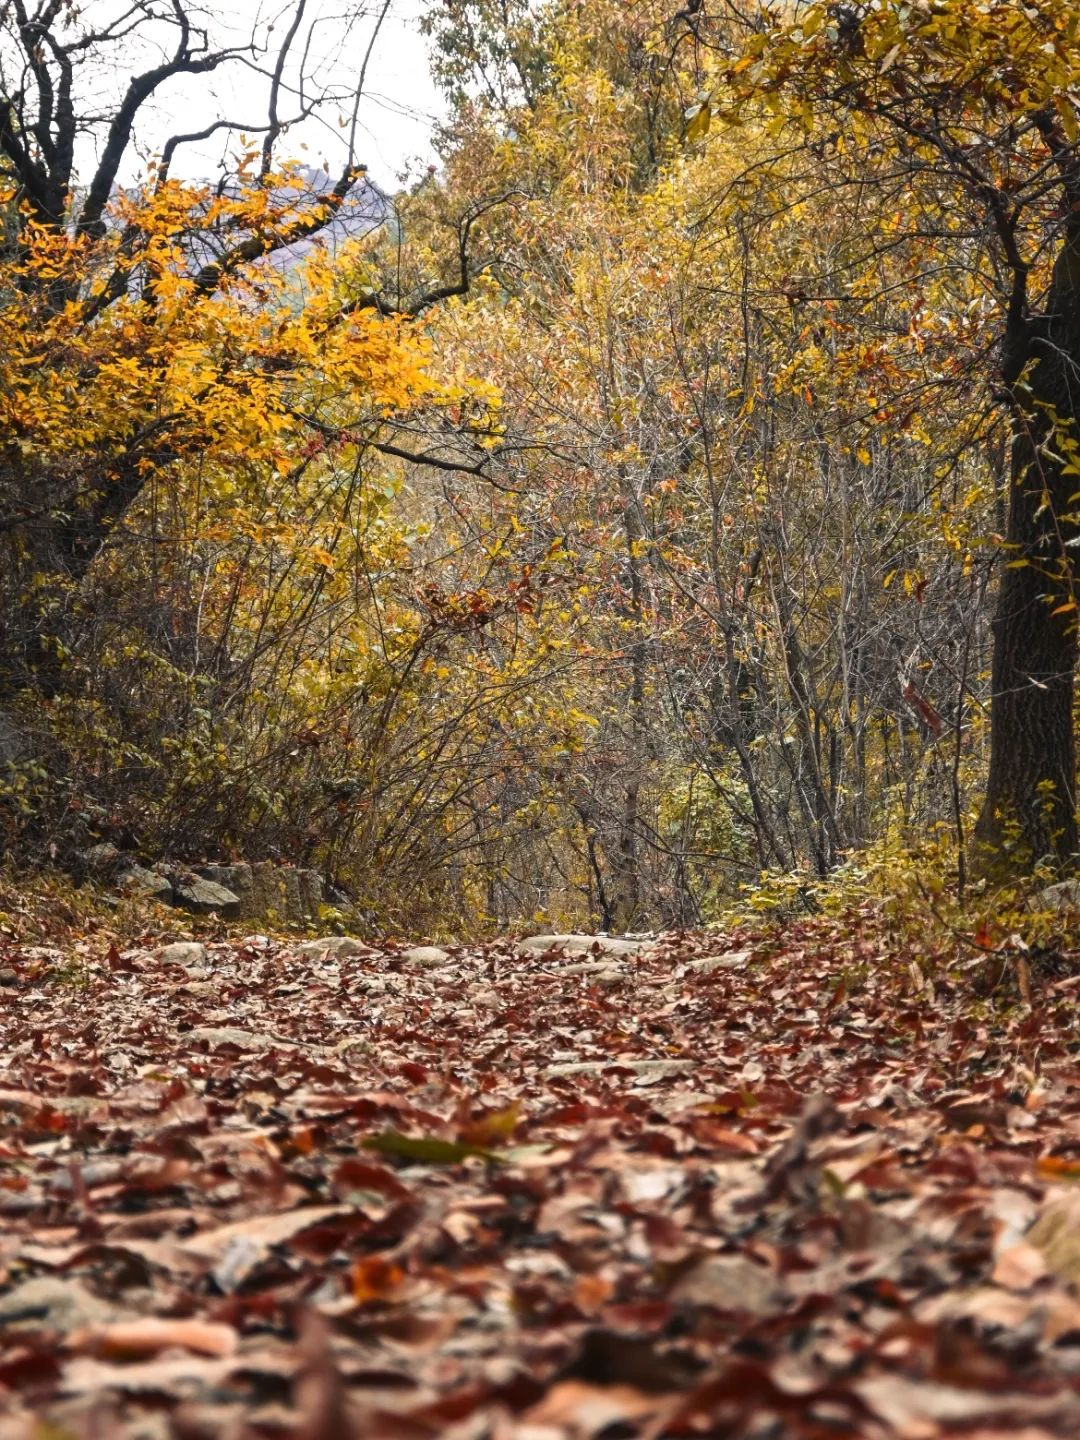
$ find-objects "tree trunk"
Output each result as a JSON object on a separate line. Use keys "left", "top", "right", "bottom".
{"left": 0, "top": 453, "right": 148, "bottom": 696}
{"left": 609, "top": 496, "right": 646, "bottom": 932}
{"left": 974, "top": 230, "right": 1080, "bottom": 872}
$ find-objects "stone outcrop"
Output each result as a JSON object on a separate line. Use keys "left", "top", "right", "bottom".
{"left": 399, "top": 945, "right": 451, "bottom": 969}
{"left": 158, "top": 941, "right": 208, "bottom": 966}
{"left": 298, "top": 936, "right": 373, "bottom": 959}
{"left": 77, "top": 849, "right": 324, "bottom": 924}
{"left": 117, "top": 864, "right": 174, "bottom": 902}
{"left": 1037, "top": 879, "right": 1080, "bottom": 915}
{"left": 516, "top": 933, "right": 654, "bottom": 958}
{"left": 173, "top": 875, "right": 243, "bottom": 918}
{"left": 199, "top": 862, "right": 322, "bottom": 922}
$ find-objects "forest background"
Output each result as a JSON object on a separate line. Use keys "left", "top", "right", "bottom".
{"left": 2, "top": 0, "right": 1078, "bottom": 937}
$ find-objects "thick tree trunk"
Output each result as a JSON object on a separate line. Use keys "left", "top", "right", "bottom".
{"left": 974, "top": 231, "right": 1080, "bottom": 872}
{"left": 0, "top": 453, "right": 148, "bottom": 696}
{"left": 974, "top": 517, "right": 1078, "bottom": 869}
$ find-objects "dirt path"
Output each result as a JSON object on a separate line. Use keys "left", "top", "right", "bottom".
{"left": 2, "top": 923, "right": 1080, "bottom": 1437}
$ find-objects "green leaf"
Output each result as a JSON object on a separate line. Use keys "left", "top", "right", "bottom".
{"left": 362, "top": 1130, "right": 502, "bottom": 1165}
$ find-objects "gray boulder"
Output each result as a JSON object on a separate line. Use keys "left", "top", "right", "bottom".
{"left": 299, "top": 936, "right": 372, "bottom": 959}
{"left": 158, "top": 941, "right": 208, "bottom": 966}
{"left": 200, "top": 864, "right": 255, "bottom": 913}
{"left": 82, "top": 842, "right": 121, "bottom": 875}
{"left": 173, "top": 876, "right": 242, "bottom": 918}
{"left": 201, "top": 861, "right": 322, "bottom": 922}
{"left": 517, "top": 933, "right": 651, "bottom": 958}
{"left": 117, "top": 864, "right": 174, "bottom": 902}
{"left": 400, "top": 945, "right": 451, "bottom": 969}
{"left": 1038, "top": 878, "right": 1080, "bottom": 915}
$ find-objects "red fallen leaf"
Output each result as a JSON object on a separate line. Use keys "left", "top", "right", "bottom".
{"left": 181, "top": 1204, "right": 357, "bottom": 1263}
{"left": 690, "top": 1119, "right": 760, "bottom": 1154}
{"left": 330, "top": 1157, "right": 416, "bottom": 1205}
{"left": 0, "top": 1342, "right": 63, "bottom": 1391}
{"left": 33, "top": 1106, "right": 68, "bottom": 1133}
{"left": 70, "top": 1318, "right": 238, "bottom": 1360}
{"left": 573, "top": 1273, "right": 614, "bottom": 1316}
{"left": 288, "top": 1125, "right": 317, "bottom": 1156}
{"left": 351, "top": 1255, "right": 406, "bottom": 1305}
{"left": 541, "top": 1102, "right": 624, "bottom": 1127}
{"left": 399, "top": 1061, "right": 428, "bottom": 1084}
{"left": 587, "top": 1301, "right": 673, "bottom": 1330}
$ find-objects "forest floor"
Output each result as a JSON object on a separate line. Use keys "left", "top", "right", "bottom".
{"left": 3, "top": 915, "right": 1080, "bottom": 1438}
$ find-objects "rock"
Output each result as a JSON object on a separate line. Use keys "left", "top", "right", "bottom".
{"left": 249, "top": 861, "right": 283, "bottom": 919}
{"left": 117, "top": 864, "right": 174, "bottom": 902}
{"left": 671, "top": 1255, "right": 786, "bottom": 1316}
{"left": 186, "top": 1027, "right": 280, "bottom": 1051}
{"left": 400, "top": 945, "right": 451, "bottom": 969}
{"left": 82, "top": 842, "right": 121, "bottom": 875}
{"left": 298, "top": 936, "right": 373, "bottom": 959}
{"left": 178, "top": 982, "right": 217, "bottom": 1001}
{"left": 557, "top": 961, "right": 627, "bottom": 982}
{"left": 299, "top": 868, "right": 324, "bottom": 916}
{"left": 467, "top": 987, "right": 501, "bottom": 1008}
{"left": 158, "top": 941, "right": 208, "bottom": 966}
{"left": 173, "top": 876, "right": 242, "bottom": 918}
{"left": 200, "top": 864, "right": 254, "bottom": 912}
{"left": 0, "top": 1275, "right": 117, "bottom": 1332}
{"left": 351, "top": 975, "right": 392, "bottom": 995}
{"left": 0, "top": 966, "right": 18, "bottom": 986}
{"left": 544, "top": 1058, "right": 698, "bottom": 1080}
{"left": 283, "top": 868, "right": 305, "bottom": 920}
{"left": 1036, "top": 879, "right": 1080, "bottom": 915}
{"left": 680, "top": 951, "right": 753, "bottom": 974}
{"left": 517, "top": 933, "right": 649, "bottom": 958}
{"left": 204, "top": 861, "right": 323, "bottom": 922}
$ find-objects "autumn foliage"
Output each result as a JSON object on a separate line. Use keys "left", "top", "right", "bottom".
{"left": 4, "top": 0, "right": 1080, "bottom": 925}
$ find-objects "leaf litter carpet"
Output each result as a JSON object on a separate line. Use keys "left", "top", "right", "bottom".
{"left": 4, "top": 923, "right": 1080, "bottom": 1438}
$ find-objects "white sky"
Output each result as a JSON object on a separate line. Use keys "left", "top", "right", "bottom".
{"left": 99, "top": 0, "right": 446, "bottom": 188}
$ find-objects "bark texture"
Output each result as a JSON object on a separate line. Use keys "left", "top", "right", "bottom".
{"left": 974, "top": 228, "right": 1080, "bottom": 870}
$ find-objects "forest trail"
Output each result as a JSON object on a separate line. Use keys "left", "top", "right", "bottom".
{"left": 3, "top": 924, "right": 1080, "bottom": 1437}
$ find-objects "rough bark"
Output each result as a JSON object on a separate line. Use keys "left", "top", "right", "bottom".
{"left": 974, "top": 226, "right": 1080, "bottom": 871}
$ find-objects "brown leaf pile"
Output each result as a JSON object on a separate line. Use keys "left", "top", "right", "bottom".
{"left": 3, "top": 921, "right": 1080, "bottom": 1438}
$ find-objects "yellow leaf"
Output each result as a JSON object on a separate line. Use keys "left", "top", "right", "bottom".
{"left": 1056, "top": 95, "right": 1079, "bottom": 143}
{"left": 685, "top": 102, "right": 712, "bottom": 143}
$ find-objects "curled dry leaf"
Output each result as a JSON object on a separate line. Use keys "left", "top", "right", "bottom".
{"left": 69, "top": 1318, "right": 239, "bottom": 1360}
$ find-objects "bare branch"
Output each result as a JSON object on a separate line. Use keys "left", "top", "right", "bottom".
{"left": 261, "top": 0, "right": 308, "bottom": 179}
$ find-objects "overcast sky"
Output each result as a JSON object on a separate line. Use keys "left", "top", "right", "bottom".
{"left": 110, "top": 0, "right": 446, "bottom": 188}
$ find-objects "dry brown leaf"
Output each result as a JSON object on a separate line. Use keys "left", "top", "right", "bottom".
{"left": 70, "top": 1318, "right": 239, "bottom": 1360}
